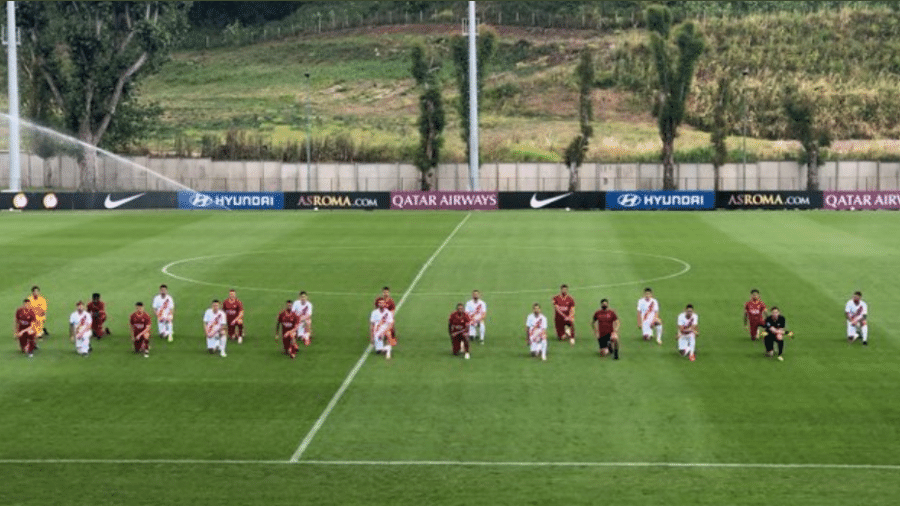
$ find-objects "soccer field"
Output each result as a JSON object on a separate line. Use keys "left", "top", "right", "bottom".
{"left": 1, "top": 210, "right": 899, "bottom": 505}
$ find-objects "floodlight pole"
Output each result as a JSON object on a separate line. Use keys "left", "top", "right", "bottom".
{"left": 304, "top": 72, "right": 312, "bottom": 191}
{"left": 741, "top": 68, "right": 749, "bottom": 191}
{"left": 5, "top": 1, "right": 21, "bottom": 192}
{"left": 467, "top": 1, "right": 479, "bottom": 191}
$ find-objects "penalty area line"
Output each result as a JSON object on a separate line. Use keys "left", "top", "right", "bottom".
{"left": 288, "top": 212, "right": 473, "bottom": 463}
{"left": 0, "top": 459, "right": 897, "bottom": 471}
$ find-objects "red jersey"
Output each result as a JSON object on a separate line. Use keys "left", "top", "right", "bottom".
{"left": 593, "top": 309, "right": 618, "bottom": 336}
{"left": 553, "top": 294, "right": 575, "bottom": 319}
{"left": 87, "top": 300, "right": 106, "bottom": 317}
{"left": 223, "top": 298, "right": 244, "bottom": 324}
{"left": 448, "top": 311, "right": 470, "bottom": 335}
{"left": 745, "top": 299, "right": 767, "bottom": 321}
{"left": 130, "top": 311, "right": 152, "bottom": 336}
{"left": 15, "top": 307, "right": 36, "bottom": 332}
{"left": 278, "top": 309, "right": 300, "bottom": 335}
{"left": 375, "top": 296, "right": 396, "bottom": 312}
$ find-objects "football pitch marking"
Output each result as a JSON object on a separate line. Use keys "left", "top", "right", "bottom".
{"left": 1, "top": 459, "right": 897, "bottom": 471}
{"left": 162, "top": 247, "right": 690, "bottom": 296}
{"left": 288, "top": 213, "right": 473, "bottom": 463}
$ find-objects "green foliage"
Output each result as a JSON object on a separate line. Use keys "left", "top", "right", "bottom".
{"left": 710, "top": 76, "right": 731, "bottom": 167}
{"left": 783, "top": 84, "right": 831, "bottom": 189}
{"left": 564, "top": 49, "right": 595, "bottom": 191}
{"left": 451, "top": 28, "right": 498, "bottom": 164}
{"left": 411, "top": 43, "right": 446, "bottom": 190}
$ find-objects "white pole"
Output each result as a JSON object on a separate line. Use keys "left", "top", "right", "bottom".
{"left": 6, "top": 1, "right": 21, "bottom": 191}
{"left": 467, "top": 1, "right": 479, "bottom": 191}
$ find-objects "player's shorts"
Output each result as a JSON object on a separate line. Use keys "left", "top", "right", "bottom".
{"left": 847, "top": 317, "right": 867, "bottom": 336}
{"left": 75, "top": 334, "right": 91, "bottom": 354}
{"left": 677, "top": 334, "right": 694, "bottom": 351}
{"left": 748, "top": 319, "right": 764, "bottom": 337}
{"left": 529, "top": 339, "right": 546, "bottom": 354}
{"left": 468, "top": 321, "right": 484, "bottom": 337}
{"left": 18, "top": 332, "right": 37, "bottom": 352}
{"left": 373, "top": 335, "right": 389, "bottom": 352}
{"left": 158, "top": 320, "right": 173, "bottom": 336}
{"left": 641, "top": 319, "right": 655, "bottom": 336}
{"left": 597, "top": 334, "right": 612, "bottom": 350}
{"left": 206, "top": 336, "right": 221, "bottom": 349}
{"left": 227, "top": 322, "right": 243, "bottom": 337}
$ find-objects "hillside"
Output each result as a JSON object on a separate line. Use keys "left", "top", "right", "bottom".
{"left": 139, "top": 8, "right": 900, "bottom": 163}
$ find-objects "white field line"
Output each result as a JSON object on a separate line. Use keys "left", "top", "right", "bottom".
{"left": 0, "top": 459, "right": 897, "bottom": 471}
{"left": 288, "top": 213, "right": 473, "bottom": 463}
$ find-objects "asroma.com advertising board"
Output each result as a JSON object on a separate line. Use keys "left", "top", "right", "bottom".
{"left": 606, "top": 191, "right": 715, "bottom": 210}
{"left": 717, "top": 191, "right": 822, "bottom": 210}
{"left": 285, "top": 192, "right": 389, "bottom": 210}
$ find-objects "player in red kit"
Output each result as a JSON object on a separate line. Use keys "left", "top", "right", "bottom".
{"left": 375, "top": 286, "right": 398, "bottom": 346}
{"left": 130, "top": 302, "right": 153, "bottom": 357}
{"left": 448, "top": 303, "right": 471, "bottom": 359}
{"left": 87, "top": 293, "right": 111, "bottom": 339}
{"left": 743, "top": 289, "right": 768, "bottom": 341}
{"left": 592, "top": 298, "right": 620, "bottom": 359}
{"left": 275, "top": 300, "right": 301, "bottom": 359}
{"left": 553, "top": 284, "right": 576, "bottom": 345}
{"left": 14, "top": 299, "right": 38, "bottom": 357}
{"left": 223, "top": 289, "right": 245, "bottom": 344}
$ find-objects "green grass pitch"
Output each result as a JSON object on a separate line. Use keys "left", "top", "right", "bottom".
{"left": 1, "top": 210, "right": 899, "bottom": 505}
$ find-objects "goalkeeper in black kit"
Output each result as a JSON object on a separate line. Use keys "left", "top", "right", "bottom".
{"left": 760, "top": 306, "right": 793, "bottom": 361}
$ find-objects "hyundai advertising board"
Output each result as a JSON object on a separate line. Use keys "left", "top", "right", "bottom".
{"left": 177, "top": 191, "right": 284, "bottom": 210}
{"left": 606, "top": 191, "right": 715, "bottom": 210}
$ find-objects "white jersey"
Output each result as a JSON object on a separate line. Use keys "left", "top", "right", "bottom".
{"left": 203, "top": 309, "right": 226, "bottom": 337}
{"left": 638, "top": 297, "right": 660, "bottom": 323}
{"left": 69, "top": 311, "right": 93, "bottom": 339}
{"left": 292, "top": 300, "right": 314, "bottom": 328}
{"left": 465, "top": 299, "right": 487, "bottom": 324}
{"left": 153, "top": 294, "right": 174, "bottom": 322}
{"left": 845, "top": 299, "right": 867, "bottom": 322}
{"left": 526, "top": 313, "right": 548, "bottom": 343}
{"left": 370, "top": 308, "right": 394, "bottom": 339}
{"left": 677, "top": 312, "right": 698, "bottom": 337}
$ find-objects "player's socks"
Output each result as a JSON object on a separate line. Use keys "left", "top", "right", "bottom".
{"left": 861, "top": 325, "right": 868, "bottom": 342}
{"left": 384, "top": 345, "right": 392, "bottom": 359}
{"left": 776, "top": 340, "right": 784, "bottom": 356}
{"left": 655, "top": 325, "right": 663, "bottom": 343}
{"left": 219, "top": 336, "right": 227, "bottom": 357}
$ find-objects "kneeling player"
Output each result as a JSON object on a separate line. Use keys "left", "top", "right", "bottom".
{"left": 637, "top": 288, "right": 663, "bottom": 344}
{"left": 845, "top": 291, "right": 868, "bottom": 345}
{"left": 677, "top": 304, "right": 698, "bottom": 361}
{"left": 370, "top": 298, "right": 394, "bottom": 360}
{"left": 223, "top": 289, "right": 244, "bottom": 344}
{"left": 14, "top": 299, "right": 38, "bottom": 357}
{"left": 276, "top": 300, "right": 301, "bottom": 359}
{"left": 130, "top": 302, "right": 153, "bottom": 356}
{"left": 203, "top": 300, "right": 227, "bottom": 357}
{"left": 292, "top": 291, "right": 313, "bottom": 346}
{"left": 526, "top": 303, "right": 548, "bottom": 361}
{"left": 762, "top": 307, "right": 792, "bottom": 361}
{"left": 69, "top": 301, "right": 93, "bottom": 357}
{"left": 743, "top": 289, "right": 767, "bottom": 341}
{"left": 592, "top": 299, "right": 620, "bottom": 359}
{"left": 448, "top": 303, "right": 471, "bottom": 359}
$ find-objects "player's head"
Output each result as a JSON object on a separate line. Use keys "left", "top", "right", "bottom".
{"left": 211, "top": 299, "right": 220, "bottom": 311}
{"left": 644, "top": 288, "right": 652, "bottom": 298}
{"left": 22, "top": 298, "right": 30, "bottom": 305}
{"left": 31, "top": 285, "right": 40, "bottom": 295}
{"left": 382, "top": 286, "right": 390, "bottom": 296}
{"left": 456, "top": 303, "right": 465, "bottom": 313}
{"left": 472, "top": 290, "right": 480, "bottom": 300}
{"left": 377, "top": 298, "right": 386, "bottom": 309}
{"left": 750, "top": 289, "right": 759, "bottom": 300}
{"left": 532, "top": 303, "right": 541, "bottom": 315}
{"left": 92, "top": 293, "right": 101, "bottom": 301}
{"left": 685, "top": 303, "right": 694, "bottom": 316}
{"left": 135, "top": 302, "right": 144, "bottom": 313}
{"left": 75, "top": 300, "right": 85, "bottom": 311}
{"left": 285, "top": 300, "right": 293, "bottom": 309}
{"left": 771, "top": 306, "right": 780, "bottom": 317}
{"left": 300, "top": 291, "right": 308, "bottom": 302}
{"left": 560, "top": 284, "right": 568, "bottom": 295}
{"left": 159, "top": 284, "right": 168, "bottom": 295}
{"left": 853, "top": 291, "right": 862, "bottom": 302}
{"left": 228, "top": 289, "right": 236, "bottom": 299}
{"left": 600, "top": 298, "right": 609, "bottom": 310}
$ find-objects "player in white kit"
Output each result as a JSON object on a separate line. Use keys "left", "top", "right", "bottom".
{"left": 203, "top": 299, "right": 227, "bottom": 357}
{"left": 465, "top": 290, "right": 487, "bottom": 344}
{"left": 291, "top": 291, "right": 314, "bottom": 346}
{"left": 152, "top": 284, "right": 175, "bottom": 342}
{"left": 677, "top": 304, "right": 698, "bottom": 361}
{"left": 637, "top": 287, "right": 664, "bottom": 344}
{"left": 370, "top": 298, "right": 394, "bottom": 359}
{"left": 69, "top": 301, "right": 93, "bottom": 357}
{"left": 845, "top": 291, "right": 868, "bottom": 345}
{"left": 525, "top": 303, "right": 548, "bottom": 361}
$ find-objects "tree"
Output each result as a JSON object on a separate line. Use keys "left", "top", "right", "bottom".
{"left": 411, "top": 44, "right": 446, "bottom": 191}
{"left": 645, "top": 4, "right": 705, "bottom": 190}
{"left": 709, "top": 75, "right": 731, "bottom": 192}
{"left": 17, "top": 2, "right": 189, "bottom": 190}
{"left": 450, "top": 28, "right": 496, "bottom": 167}
{"left": 564, "top": 48, "right": 595, "bottom": 192}
{"left": 783, "top": 85, "right": 831, "bottom": 191}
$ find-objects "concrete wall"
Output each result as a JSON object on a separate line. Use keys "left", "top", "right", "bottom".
{"left": 3, "top": 153, "right": 900, "bottom": 192}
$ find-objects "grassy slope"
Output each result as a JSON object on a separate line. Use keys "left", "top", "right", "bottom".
{"left": 0, "top": 210, "right": 898, "bottom": 505}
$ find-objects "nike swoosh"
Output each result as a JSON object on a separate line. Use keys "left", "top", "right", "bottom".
{"left": 104, "top": 193, "right": 147, "bottom": 209}
{"left": 530, "top": 192, "right": 573, "bottom": 208}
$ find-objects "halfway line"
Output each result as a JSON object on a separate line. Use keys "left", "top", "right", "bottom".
{"left": 288, "top": 213, "right": 473, "bottom": 463}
